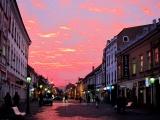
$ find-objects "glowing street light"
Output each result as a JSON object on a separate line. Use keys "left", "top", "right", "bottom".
{"left": 26, "top": 75, "right": 32, "bottom": 114}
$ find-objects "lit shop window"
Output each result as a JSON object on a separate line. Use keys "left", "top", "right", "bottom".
{"left": 132, "top": 58, "right": 136, "bottom": 74}
{"left": 140, "top": 55, "right": 143, "bottom": 72}
{"left": 147, "top": 51, "right": 151, "bottom": 70}
{"left": 154, "top": 47, "right": 159, "bottom": 67}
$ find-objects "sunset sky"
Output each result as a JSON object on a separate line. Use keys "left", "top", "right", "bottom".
{"left": 16, "top": 0, "right": 160, "bottom": 87}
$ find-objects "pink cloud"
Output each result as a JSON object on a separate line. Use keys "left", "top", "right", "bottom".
{"left": 157, "top": 3, "right": 160, "bottom": 9}
{"left": 60, "top": 0, "right": 72, "bottom": 4}
{"left": 79, "top": 3, "right": 124, "bottom": 17}
{"left": 31, "top": 0, "right": 46, "bottom": 10}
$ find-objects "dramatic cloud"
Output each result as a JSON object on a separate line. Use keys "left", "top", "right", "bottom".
{"left": 38, "top": 33, "right": 59, "bottom": 38}
{"left": 16, "top": 0, "right": 159, "bottom": 86}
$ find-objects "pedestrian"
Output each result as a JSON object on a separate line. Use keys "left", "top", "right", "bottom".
{"left": 101, "top": 97, "right": 104, "bottom": 102}
{"left": 65, "top": 95, "right": 68, "bottom": 102}
{"left": 87, "top": 95, "right": 90, "bottom": 105}
{"left": 95, "top": 96, "right": 100, "bottom": 108}
{"left": 79, "top": 96, "right": 82, "bottom": 103}
{"left": 133, "top": 95, "right": 137, "bottom": 107}
{"left": 4, "top": 92, "right": 12, "bottom": 111}
{"left": 39, "top": 91, "right": 43, "bottom": 107}
{"left": 13, "top": 92, "right": 20, "bottom": 107}
{"left": 117, "top": 94, "right": 122, "bottom": 113}
{"left": 121, "top": 94, "right": 127, "bottom": 114}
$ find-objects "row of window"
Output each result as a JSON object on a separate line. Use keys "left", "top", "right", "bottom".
{"left": 1, "top": 0, "right": 28, "bottom": 79}
{"left": 132, "top": 47, "right": 159, "bottom": 74}
{"left": 118, "top": 47, "right": 159, "bottom": 77}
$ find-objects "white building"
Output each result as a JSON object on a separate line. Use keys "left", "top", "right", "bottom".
{"left": 0, "top": 0, "right": 31, "bottom": 107}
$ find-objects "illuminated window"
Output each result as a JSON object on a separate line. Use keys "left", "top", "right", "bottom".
{"left": 147, "top": 51, "right": 151, "bottom": 70}
{"left": 154, "top": 47, "right": 159, "bottom": 67}
{"left": 140, "top": 55, "right": 143, "bottom": 72}
{"left": 132, "top": 58, "right": 136, "bottom": 74}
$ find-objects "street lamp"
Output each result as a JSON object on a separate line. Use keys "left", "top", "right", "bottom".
{"left": 150, "top": 77, "right": 155, "bottom": 108}
{"left": 26, "top": 75, "right": 32, "bottom": 114}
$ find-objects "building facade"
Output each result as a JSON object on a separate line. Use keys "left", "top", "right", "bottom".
{"left": 0, "top": 0, "right": 31, "bottom": 108}
{"left": 117, "top": 19, "right": 160, "bottom": 108}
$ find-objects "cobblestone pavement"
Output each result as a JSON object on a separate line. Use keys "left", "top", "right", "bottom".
{"left": 25, "top": 100, "right": 159, "bottom": 120}
{"left": 0, "top": 100, "right": 160, "bottom": 120}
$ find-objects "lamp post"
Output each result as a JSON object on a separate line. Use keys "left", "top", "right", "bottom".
{"left": 150, "top": 77, "right": 155, "bottom": 108}
{"left": 26, "top": 75, "right": 32, "bottom": 114}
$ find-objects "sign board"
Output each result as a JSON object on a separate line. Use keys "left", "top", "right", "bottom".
{"left": 145, "top": 77, "right": 150, "bottom": 87}
{"left": 123, "top": 55, "right": 129, "bottom": 78}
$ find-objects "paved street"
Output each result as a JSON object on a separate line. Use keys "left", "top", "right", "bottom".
{"left": 0, "top": 99, "right": 160, "bottom": 120}
{"left": 25, "top": 100, "right": 159, "bottom": 120}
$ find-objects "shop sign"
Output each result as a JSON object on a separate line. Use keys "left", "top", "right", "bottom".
{"left": 123, "top": 55, "right": 129, "bottom": 78}
{"left": 145, "top": 77, "right": 150, "bottom": 87}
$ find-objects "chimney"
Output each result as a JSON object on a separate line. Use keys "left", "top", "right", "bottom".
{"left": 153, "top": 19, "right": 157, "bottom": 28}
{"left": 153, "top": 19, "right": 156, "bottom": 24}
{"left": 158, "top": 18, "right": 160, "bottom": 25}
{"left": 92, "top": 66, "right": 94, "bottom": 71}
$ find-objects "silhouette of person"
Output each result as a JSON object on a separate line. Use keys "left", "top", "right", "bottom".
{"left": 117, "top": 94, "right": 122, "bottom": 113}
{"left": 4, "top": 92, "right": 12, "bottom": 111}
{"left": 87, "top": 95, "right": 90, "bottom": 104}
{"left": 121, "top": 94, "right": 127, "bottom": 113}
{"left": 79, "top": 96, "right": 82, "bottom": 103}
{"left": 13, "top": 92, "right": 20, "bottom": 107}
{"left": 65, "top": 95, "right": 68, "bottom": 102}
{"left": 39, "top": 91, "right": 43, "bottom": 107}
{"left": 95, "top": 96, "right": 100, "bottom": 108}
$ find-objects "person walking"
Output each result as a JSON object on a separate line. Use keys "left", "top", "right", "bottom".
{"left": 87, "top": 95, "right": 90, "bottom": 105}
{"left": 121, "top": 94, "right": 127, "bottom": 114}
{"left": 39, "top": 91, "right": 43, "bottom": 107}
{"left": 117, "top": 94, "right": 122, "bottom": 113}
{"left": 4, "top": 92, "right": 12, "bottom": 111}
{"left": 79, "top": 96, "right": 82, "bottom": 103}
{"left": 13, "top": 92, "right": 20, "bottom": 107}
{"left": 95, "top": 96, "right": 100, "bottom": 108}
{"left": 65, "top": 95, "right": 68, "bottom": 103}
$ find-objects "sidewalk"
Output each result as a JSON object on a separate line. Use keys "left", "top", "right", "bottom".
{"left": 0, "top": 100, "right": 42, "bottom": 120}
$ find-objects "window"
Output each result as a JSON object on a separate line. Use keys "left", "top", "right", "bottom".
{"left": 118, "top": 65, "right": 121, "bottom": 78}
{"left": 0, "top": 0, "right": 2, "bottom": 5}
{"left": 2, "top": 38, "right": 7, "bottom": 57}
{"left": 147, "top": 51, "right": 151, "bottom": 70}
{"left": 132, "top": 58, "right": 136, "bottom": 74}
{"left": 154, "top": 47, "right": 159, "bottom": 67}
{"left": 140, "top": 55, "right": 143, "bottom": 72}
{"left": 115, "top": 71, "right": 116, "bottom": 82}
{"left": 123, "top": 36, "right": 129, "bottom": 42}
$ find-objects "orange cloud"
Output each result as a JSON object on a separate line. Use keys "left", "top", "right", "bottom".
{"left": 59, "top": 26, "right": 71, "bottom": 30}
{"left": 58, "top": 48, "right": 76, "bottom": 52}
{"left": 140, "top": 7, "right": 152, "bottom": 14}
{"left": 28, "top": 20, "right": 35, "bottom": 23}
{"left": 38, "top": 33, "right": 59, "bottom": 38}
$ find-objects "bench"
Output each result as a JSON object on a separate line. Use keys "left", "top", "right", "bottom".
{"left": 12, "top": 106, "right": 26, "bottom": 119}
{"left": 126, "top": 102, "right": 133, "bottom": 108}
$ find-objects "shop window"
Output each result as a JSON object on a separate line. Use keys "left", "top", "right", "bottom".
{"left": 147, "top": 51, "right": 151, "bottom": 70}
{"left": 132, "top": 58, "right": 136, "bottom": 74}
{"left": 140, "top": 55, "right": 143, "bottom": 72}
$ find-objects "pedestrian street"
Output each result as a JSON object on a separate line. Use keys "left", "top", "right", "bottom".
{"left": 25, "top": 100, "right": 160, "bottom": 120}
